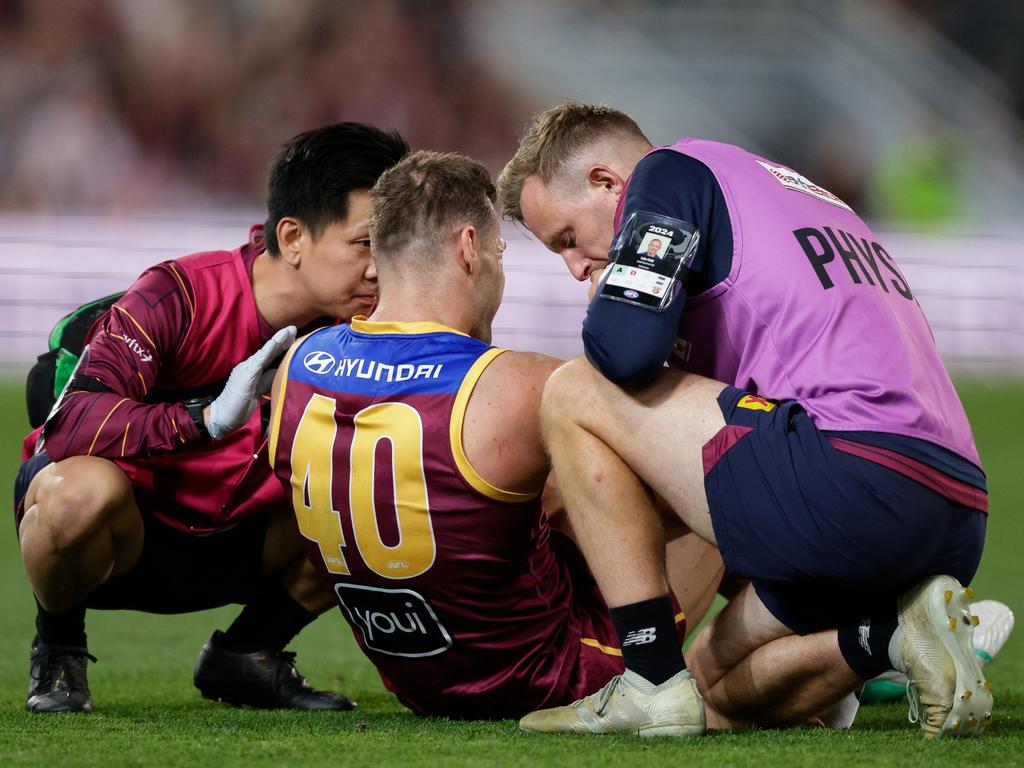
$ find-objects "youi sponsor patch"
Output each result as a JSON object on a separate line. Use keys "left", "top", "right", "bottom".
{"left": 335, "top": 583, "right": 453, "bottom": 658}
{"left": 756, "top": 161, "right": 852, "bottom": 211}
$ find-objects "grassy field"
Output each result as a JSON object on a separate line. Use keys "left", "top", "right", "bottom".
{"left": 0, "top": 377, "right": 1021, "bottom": 767}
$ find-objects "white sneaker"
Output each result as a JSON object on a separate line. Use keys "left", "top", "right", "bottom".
{"left": 892, "top": 575, "right": 993, "bottom": 738}
{"left": 863, "top": 597, "right": 1014, "bottom": 704}
{"left": 971, "top": 599, "right": 1015, "bottom": 666}
{"left": 818, "top": 691, "right": 860, "bottom": 729}
{"left": 519, "top": 669, "right": 706, "bottom": 737}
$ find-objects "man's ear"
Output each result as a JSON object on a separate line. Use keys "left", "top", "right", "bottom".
{"left": 276, "top": 217, "right": 304, "bottom": 266}
{"left": 455, "top": 224, "right": 479, "bottom": 275}
{"left": 586, "top": 164, "right": 626, "bottom": 196}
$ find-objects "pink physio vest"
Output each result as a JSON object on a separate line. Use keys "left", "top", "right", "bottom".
{"left": 634, "top": 139, "right": 981, "bottom": 467}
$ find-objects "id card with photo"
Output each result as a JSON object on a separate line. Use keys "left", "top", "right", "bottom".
{"left": 597, "top": 211, "right": 699, "bottom": 311}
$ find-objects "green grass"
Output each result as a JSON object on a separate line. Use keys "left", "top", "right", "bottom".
{"left": 0, "top": 377, "right": 1021, "bottom": 766}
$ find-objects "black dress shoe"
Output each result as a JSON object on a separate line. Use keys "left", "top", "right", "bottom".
{"left": 194, "top": 630, "right": 356, "bottom": 711}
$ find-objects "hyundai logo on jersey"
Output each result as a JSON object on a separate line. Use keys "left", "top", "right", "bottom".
{"left": 303, "top": 351, "right": 337, "bottom": 375}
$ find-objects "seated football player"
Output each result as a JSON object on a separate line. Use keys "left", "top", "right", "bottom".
{"left": 14, "top": 123, "right": 409, "bottom": 713}
{"left": 268, "top": 150, "right": 725, "bottom": 719}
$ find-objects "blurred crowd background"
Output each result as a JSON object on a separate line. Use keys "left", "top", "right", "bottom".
{"left": 0, "top": 0, "right": 1021, "bottom": 373}
{"left": 1, "top": 0, "right": 1022, "bottom": 228}
{"left": 0, "top": 0, "right": 530, "bottom": 211}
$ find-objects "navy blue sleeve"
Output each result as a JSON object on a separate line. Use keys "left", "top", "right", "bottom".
{"left": 582, "top": 149, "right": 731, "bottom": 385}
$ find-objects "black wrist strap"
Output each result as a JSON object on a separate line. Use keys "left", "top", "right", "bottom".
{"left": 182, "top": 398, "right": 211, "bottom": 440}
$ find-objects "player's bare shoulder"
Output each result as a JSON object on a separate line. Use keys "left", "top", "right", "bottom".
{"left": 482, "top": 350, "right": 562, "bottom": 405}
{"left": 462, "top": 349, "right": 563, "bottom": 496}
{"left": 468, "top": 350, "right": 563, "bottom": 434}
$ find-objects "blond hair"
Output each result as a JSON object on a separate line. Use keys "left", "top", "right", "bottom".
{"left": 498, "top": 102, "right": 649, "bottom": 223}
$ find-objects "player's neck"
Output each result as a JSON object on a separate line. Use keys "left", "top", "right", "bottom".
{"left": 370, "top": 289, "right": 477, "bottom": 338}
{"left": 250, "top": 249, "right": 319, "bottom": 329}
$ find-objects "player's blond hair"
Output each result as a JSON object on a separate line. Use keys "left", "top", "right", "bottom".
{"left": 498, "top": 101, "right": 649, "bottom": 224}
{"left": 370, "top": 150, "right": 497, "bottom": 266}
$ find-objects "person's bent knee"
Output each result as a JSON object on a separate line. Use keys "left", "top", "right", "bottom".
{"left": 540, "top": 357, "right": 603, "bottom": 433}
{"left": 25, "top": 456, "right": 135, "bottom": 555}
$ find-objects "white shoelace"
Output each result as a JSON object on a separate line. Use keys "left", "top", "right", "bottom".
{"left": 595, "top": 676, "right": 623, "bottom": 715}
{"left": 905, "top": 680, "right": 921, "bottom": 725}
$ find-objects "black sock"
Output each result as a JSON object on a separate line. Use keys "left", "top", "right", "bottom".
{"left": 220, "top": 586, "right": 318, "bottom": 653}
{"left": 609, "top": 594, "right": 685, "bottom": 686}
{"left": 35, "top": 599, "right": 87, "bottom": 648}
{"left": 837, "top": 615, "right": 899, "bottom": 680}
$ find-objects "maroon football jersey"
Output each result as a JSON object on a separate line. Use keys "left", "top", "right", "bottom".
{"left": 270, "top": 318, "right": 628, "bottom": 718}
{"left": 30, "top": 227, "right": 291, "bottom": 533}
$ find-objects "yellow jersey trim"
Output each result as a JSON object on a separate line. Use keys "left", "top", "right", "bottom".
{"left": 449, "top": 348, "right": 539, "bottom": 503}
{"left": 350, "top": 317, "right": 469, "bottom": 338}
{"left": 580, "top": 612, "right": 685, "bottom": 658}
{"left": 267, "top": 337, "right": 306, "bottom": 470}
{"left": 88, "top": 398, "right": 129, "bottom": 455}
{"left": 112, "top": 305, "right": 157, "bottom": 351}
{"left": 167, "top": 263, "right": 194, "bottom": 319}
{"left": 580, "top": 637, "right": 623, "bottom": 657}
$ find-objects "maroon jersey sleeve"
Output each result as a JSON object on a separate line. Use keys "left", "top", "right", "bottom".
{"left": 43, "top": 262, "right": 205, "bottom": 460}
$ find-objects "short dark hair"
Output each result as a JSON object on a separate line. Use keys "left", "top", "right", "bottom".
{"left": 369, "top": 150, "right": 497, "bottom": 267}
{"left": 264, "top": 123, "right": 409, "bottom": 255}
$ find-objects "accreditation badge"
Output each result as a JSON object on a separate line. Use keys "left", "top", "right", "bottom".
{"left": 596, "top": 211, "right": 699, "bottom": 311}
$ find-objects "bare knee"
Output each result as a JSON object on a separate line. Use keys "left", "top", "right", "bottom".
{"left": 540, "top": 357, "right": 602, "bottom": 435}
{"left": 24, "top": 457, "right": 135, "bottom": 556}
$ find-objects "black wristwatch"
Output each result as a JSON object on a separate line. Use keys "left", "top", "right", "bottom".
{"left": 182, "top": 398, "right": 211, "bottom": 440}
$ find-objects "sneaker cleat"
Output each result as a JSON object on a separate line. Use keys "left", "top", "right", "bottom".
{"left": 519, "top": 669, "right": 705, "bottom": 737}
{"left": 26, "top": 636, "right": 96, "bottom": 714}
{"left": 194, "top": 630, "right": 355, "bottom": 711}
{"left": 893, "top": 576, "right": 993, "bottom": 738}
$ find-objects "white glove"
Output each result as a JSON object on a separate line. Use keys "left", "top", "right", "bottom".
{"left": 207, "top": 325, "right": 297, "bottom": 440}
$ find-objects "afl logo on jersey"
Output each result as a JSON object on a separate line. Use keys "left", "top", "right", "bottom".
{"left": 303, "top": 350, "right": 336, "bottom": 375}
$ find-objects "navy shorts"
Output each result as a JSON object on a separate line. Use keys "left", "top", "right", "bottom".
{"left": 14, "top": 452, "right": 272, "bottom": 613}
{"left": 703, "top": 387, "right": 987, "bottom": 635}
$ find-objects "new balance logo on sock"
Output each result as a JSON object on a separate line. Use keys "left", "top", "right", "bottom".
{"left": 621, "top": 628, "right": 657, "bottom": 647}
{"left": 858, "top": 619, "right": 872, "bottom": 655}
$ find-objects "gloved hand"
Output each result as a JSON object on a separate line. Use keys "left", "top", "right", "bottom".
{"left": 207, "top": 325, "right": 297, "bottom": 439}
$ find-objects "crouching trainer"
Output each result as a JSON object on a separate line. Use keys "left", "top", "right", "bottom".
{"left": 498, "top": 102, "right": 990, "bottom": 738}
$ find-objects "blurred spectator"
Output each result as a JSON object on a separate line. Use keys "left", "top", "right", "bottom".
{"left": 2, "top": 0, "right": 1020, "bottom": 216}
{"left": 0, "top": 0, "right": 531, "bottom": 211}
